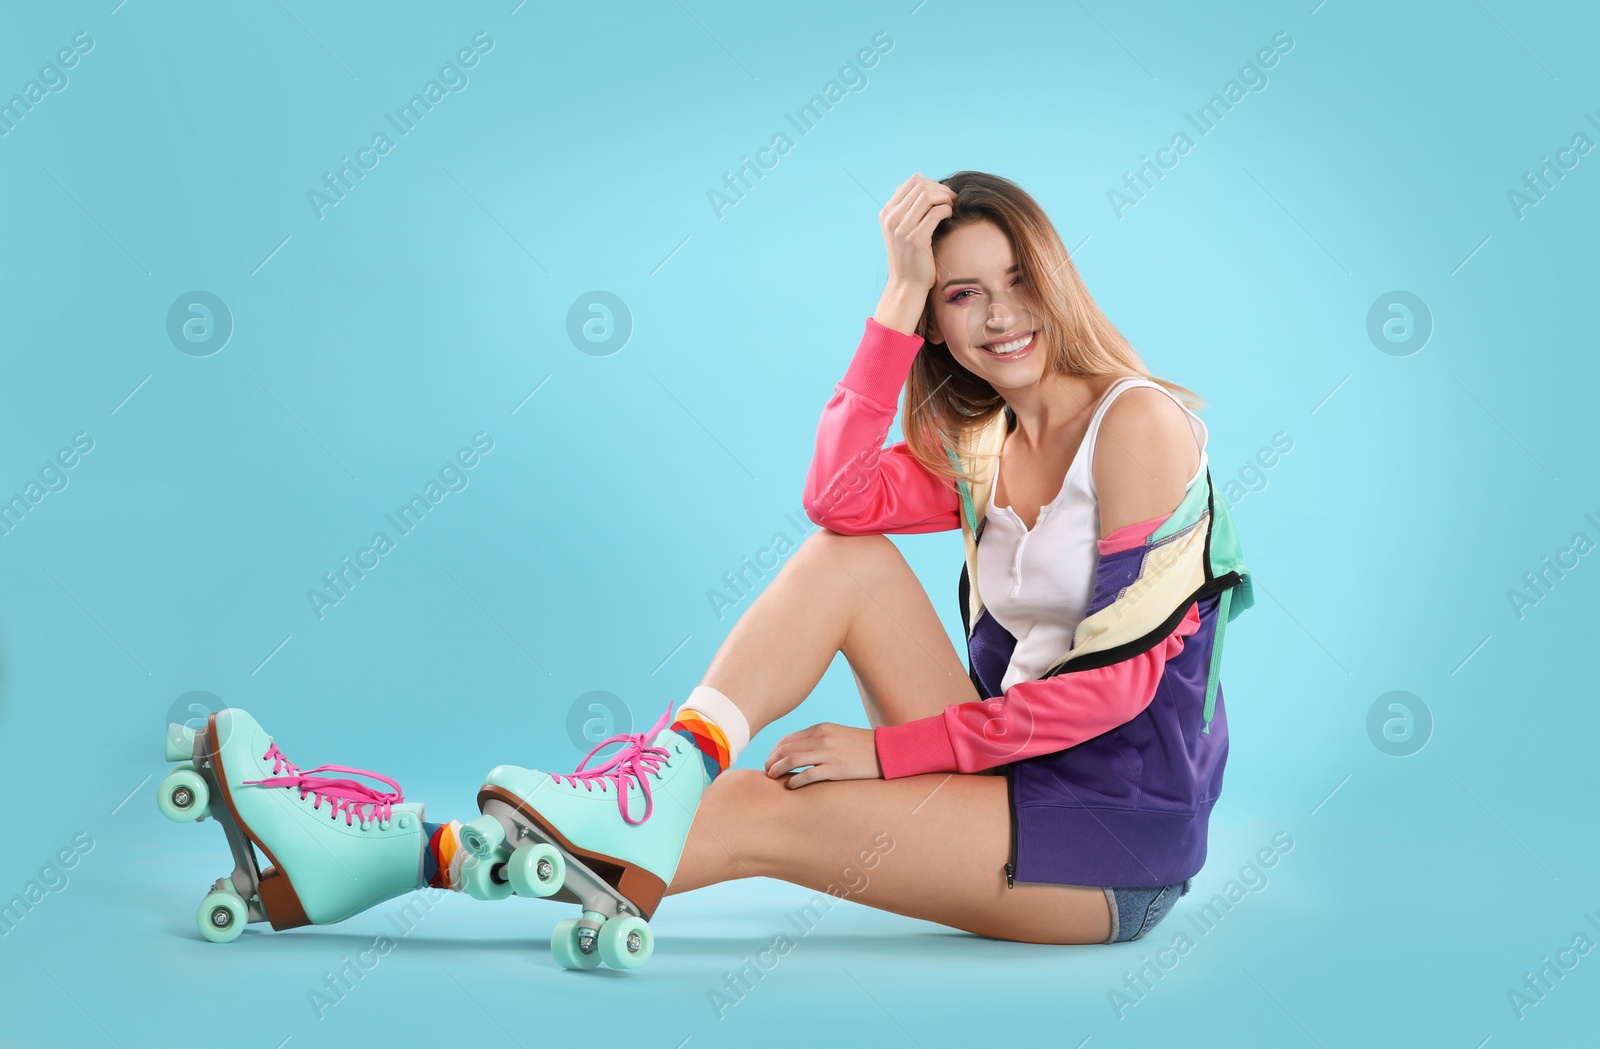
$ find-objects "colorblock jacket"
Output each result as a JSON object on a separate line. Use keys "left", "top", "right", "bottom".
{"left": 801, "top": 317, "right": 1254, "bottom": 888}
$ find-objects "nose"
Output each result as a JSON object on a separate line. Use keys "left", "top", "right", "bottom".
{"left": 985, "top": 303, "right": 1016, "bottom": 331}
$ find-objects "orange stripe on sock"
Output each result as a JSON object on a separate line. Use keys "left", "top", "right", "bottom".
{"left": 673, "top": 715, "right": 731, "bottom": 770}
{"left": 676, "top": 711, "right": 729, "bottom": 746}
{"left": 431, "top": 820, "right": 461, "bottom": 890}
{"left": 681, "top": 725, "right": 729, "bottom": 764}
{"left": 688, "top": 720, "right": 730, "bottom": 756}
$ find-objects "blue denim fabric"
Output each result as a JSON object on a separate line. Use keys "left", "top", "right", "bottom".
{"left": 1103, "top": 879, "right": 1191, "bottom": 943}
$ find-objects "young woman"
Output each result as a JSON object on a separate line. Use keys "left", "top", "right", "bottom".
{"left": 158, "top": 170, "right": 1251, "bottom": 966}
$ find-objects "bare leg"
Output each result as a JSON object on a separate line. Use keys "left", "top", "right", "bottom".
{"left": 673, "top": 769, "right": 1111, "bottom": 944}
{"left": 669, "top": 528, "right": 1113, "bottom": 945}
{"left": 696, "top": 528, "right": 977, "bottom": 735}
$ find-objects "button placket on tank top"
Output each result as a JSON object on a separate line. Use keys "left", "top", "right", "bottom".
{"left": 993, "top": 457, "right": 1069, "bottom": 599}
{"left": 977, "top": 378, "right": 1210, "bottom": 695}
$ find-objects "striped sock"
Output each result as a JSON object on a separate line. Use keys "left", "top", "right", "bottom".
{"left": 671, "top": 685, "right": 750, "bottom": 783}
{"left": 672, "top": 710, "right": 731, "bottom": 782}
{"left": 423, "top": 819, "right": 464, "bottom": 891}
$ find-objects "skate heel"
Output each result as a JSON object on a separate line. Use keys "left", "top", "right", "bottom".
{"left": 257, "top": 865, "right": 311, "bottom": 930}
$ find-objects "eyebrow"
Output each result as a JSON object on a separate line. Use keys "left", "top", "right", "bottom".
{"left": 940, "top": 264, "right": 1020, "bottom": 292}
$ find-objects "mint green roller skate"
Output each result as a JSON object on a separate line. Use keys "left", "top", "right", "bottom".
{"left": 157, "top": 708, "right": 426, "bottom": 943}
{"left": 460, "top": 702, "right": 706, "bottom": 970}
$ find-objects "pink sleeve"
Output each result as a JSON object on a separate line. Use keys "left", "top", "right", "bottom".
{"left": 800, "top": 317, "right": 963, "bottom": 536}
{"left": 873, "top": 601, "right": 1202, "bottom": 777}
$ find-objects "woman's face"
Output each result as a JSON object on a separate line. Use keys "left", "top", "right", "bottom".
{"left": 925, "top": 219, "right": 1049, "bottom": 392}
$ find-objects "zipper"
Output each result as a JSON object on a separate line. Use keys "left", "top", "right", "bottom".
{"left": 1004, "top": 764, "right": 1018, "bottom": 888}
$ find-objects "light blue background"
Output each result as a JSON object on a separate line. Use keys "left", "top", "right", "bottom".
{"left": 2, "top": 1, "right": 1596, "bottom": 1046}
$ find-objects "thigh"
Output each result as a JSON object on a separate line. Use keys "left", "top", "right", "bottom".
{"left": 820, "top": 531, "right": 981, "bottom": 727}
{"left": 677, "top": 767, "right": 1113, "bottom": 946}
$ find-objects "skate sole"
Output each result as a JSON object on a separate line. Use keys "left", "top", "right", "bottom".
{"left": 204, "top": 713, "right": 312, "bottom": 931}
{"left": 476, "top": 784, "right": 666, "bottom": 922}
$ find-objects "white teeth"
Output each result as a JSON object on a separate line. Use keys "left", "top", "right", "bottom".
{"left": 985, "top": 333, "right": 1033, "bottom": 356}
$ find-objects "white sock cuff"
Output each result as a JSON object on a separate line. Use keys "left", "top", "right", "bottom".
{"left": 676, "top": 684, "right": 750, "bottom": 762}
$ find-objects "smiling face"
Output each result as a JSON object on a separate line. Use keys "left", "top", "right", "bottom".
{"left": 924, "top": 219, "right": 1051, "bottom": 392}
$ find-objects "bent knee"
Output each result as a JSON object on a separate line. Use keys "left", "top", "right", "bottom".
{"left": 794, "top": 527, "right": 900, "bottom": 573}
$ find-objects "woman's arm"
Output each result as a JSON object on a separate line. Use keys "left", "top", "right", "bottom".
{"left": 800, "top": 315, "right": 963, "bottom": 535}
{"left": 874, "top": 390, "right": 1207, "bottom": 775}
{"left": 762, "top": 509, "right": 1194, "bottom": 788}
{"left": 873, "top": 594, "right": 1197, "bottom": 776}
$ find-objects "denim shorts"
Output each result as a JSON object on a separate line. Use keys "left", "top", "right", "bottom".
{"left": 1102, "top": 879, "right": 1191, "bottom": 943}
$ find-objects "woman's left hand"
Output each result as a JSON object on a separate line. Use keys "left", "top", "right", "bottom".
{"left": 764, "top": 722, "right": 883, "bottom": 788}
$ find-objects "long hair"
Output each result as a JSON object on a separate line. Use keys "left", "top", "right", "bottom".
{"left": 902, "top": 171, "right": 1206, "bottom": 487}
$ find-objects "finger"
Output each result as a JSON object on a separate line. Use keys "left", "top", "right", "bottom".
{"left": 911, "top": 176, "right": 955, "bottom": 204}
{"left": 903, "top": 185, "right": 953, "bottom": 233}
{"left": 764, "top": 732, "right": 814, "bottom": 774}
{"left": 769, "top": 749, "right": 822, "bottom": 778}
{"left": 883, "top": 185, "right": 916, "bottom": 231}
{"left": 784, "top": 765, "right": 828, "bottom": 789}
{"left": 881, "top": 176, "right": 920, "bottom": 219}
{"left": 894, "top": 188, "right": 933, "bottom": 236}
{"left": 912, "top": 202, "right": 953, "bottom": 242}
{"left": 892, "top": 180, "right": 945, "bottom": 231}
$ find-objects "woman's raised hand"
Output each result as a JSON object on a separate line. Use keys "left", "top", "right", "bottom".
{"left": 879, "top": 173, "right": 956, "bottom": 293}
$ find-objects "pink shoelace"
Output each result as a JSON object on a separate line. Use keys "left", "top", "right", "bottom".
{"left": 550, "top": 703, "right": 675, "bottom": 826}
{"left": 243, "top": 741, "right": 404, "bottom": 827}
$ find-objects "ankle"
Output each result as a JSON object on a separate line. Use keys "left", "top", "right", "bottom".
{"left": 672, "top": 685, "right": 751, "bottom": 781}
{"left": 421, "top": 820, "right": 465, "bottom": 891}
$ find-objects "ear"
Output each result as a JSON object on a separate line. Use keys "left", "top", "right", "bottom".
{"left": 922, "top": 309, "right": 945, "bottom": 346}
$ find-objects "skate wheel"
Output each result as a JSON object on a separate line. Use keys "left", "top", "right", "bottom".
{"left": 458, "top": 814, "right": 506, "bottom": 859}
{"left": 197, "top": 890, "right": 247, "bottom": 943}
{"left": 507, "top": 844, "right": 564, "bottom": 898}
{"left": 458, "top": 846, "right": 513, "bottom": 901}
{"left": 598, "top": 915, "right": 653, "bottom": 969}
{"left": 551, "top": 918, "right": 601, "bottom": 970}
{"left": 158, "top": 769, "right": 210, "bottom": 823}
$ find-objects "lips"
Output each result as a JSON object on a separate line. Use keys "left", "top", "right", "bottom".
{"left": 981, "top": 331, "right": 1037, "bottom": 358}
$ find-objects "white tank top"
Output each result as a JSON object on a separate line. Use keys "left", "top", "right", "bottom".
{"left": 977, "top": 377, "right": 1209, "bottom": 693}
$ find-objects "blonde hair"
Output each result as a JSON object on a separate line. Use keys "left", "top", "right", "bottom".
{"left": 902, "top": 170, "right": 1206, "bottom": 486}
